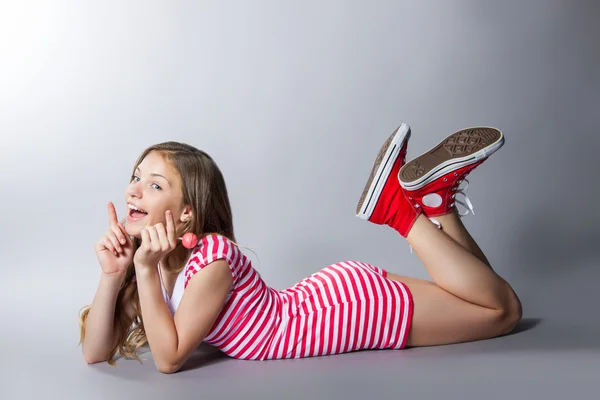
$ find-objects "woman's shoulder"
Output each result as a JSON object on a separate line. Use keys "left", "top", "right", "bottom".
{"left": 184, "top": 233, "right": 242, "bottom": 289}
{"left": 195, "top": 233, "right": 238, "bottom": 252}
{"left": 187, "top": 233, "right": 242, "bottom": 267}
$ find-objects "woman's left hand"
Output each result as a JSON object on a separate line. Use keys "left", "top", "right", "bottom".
{"left": 134, "top": 210, "right": 177, "bottom": 268}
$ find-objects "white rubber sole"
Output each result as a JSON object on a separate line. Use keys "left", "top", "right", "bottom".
{"left": 356, "top": 123, "right": 411, "bottom": 220}
{"left": 399, "top": 127, "right": 504, "bottom": 191}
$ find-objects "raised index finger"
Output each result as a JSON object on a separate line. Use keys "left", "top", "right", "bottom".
{"left": 107, "top": 201, "right": 119, "bottom": 227}
{"left": 165, "top": 209, "right": 176, "bottom": 247}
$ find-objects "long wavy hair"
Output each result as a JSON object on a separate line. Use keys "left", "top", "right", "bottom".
{"left": 78, "top": 141, "right": 237, "bottom": 365}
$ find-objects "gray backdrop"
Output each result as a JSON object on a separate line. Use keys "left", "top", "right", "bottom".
{"left": 1, "top": 0, "right": 599, "bottom": 399}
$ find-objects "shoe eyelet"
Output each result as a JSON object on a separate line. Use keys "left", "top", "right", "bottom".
{"left": 443, "top": 178, "right": 448, "bottom": 182}
{"left": 453, "top": 173, "right": 458, "bottom": 176}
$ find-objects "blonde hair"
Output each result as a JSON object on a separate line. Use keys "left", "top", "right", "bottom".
{"left": 78, "top": 142, "right": 239, "bottom": 365}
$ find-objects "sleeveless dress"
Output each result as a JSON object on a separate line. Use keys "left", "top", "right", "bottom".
{"left": 160, "top": 234, "right": 414, "bottom": 360}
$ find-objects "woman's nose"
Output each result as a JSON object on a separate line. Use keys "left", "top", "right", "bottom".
{"left": 127, "top": 182, "right": 142, "bottom": 198}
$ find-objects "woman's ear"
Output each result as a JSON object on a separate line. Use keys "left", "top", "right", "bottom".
{"left": 179, "top": 205, "right": 193, "bottom": 223}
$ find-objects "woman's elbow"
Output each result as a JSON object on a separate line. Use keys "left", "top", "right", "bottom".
{"left": 84, "top": 355, "right": 108, "bottom": 365}
{"left": 155, "top": 360, "right": 182, "bottom": 374}
{"left": 82, "top": 347, "right": 108, "bottom": 365}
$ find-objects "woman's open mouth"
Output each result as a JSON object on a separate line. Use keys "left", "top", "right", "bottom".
{"left": 127, "top": 204, "right": 148, "bottom": 221}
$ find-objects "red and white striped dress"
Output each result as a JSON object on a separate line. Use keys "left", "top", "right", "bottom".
{"left": 183, "top": 234, "right": 414, "bottom": 360}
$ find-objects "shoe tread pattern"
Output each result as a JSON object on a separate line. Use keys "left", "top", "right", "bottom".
{"left": 400, "top": 127, "right": 500, "bottom": 182}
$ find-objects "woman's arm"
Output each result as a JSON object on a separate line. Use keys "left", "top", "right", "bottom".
{"left": 135, "top": 260, "right": 232, "bottom": 373}
{"left": 81, "top": 272, "right": 132, "bottom": 364}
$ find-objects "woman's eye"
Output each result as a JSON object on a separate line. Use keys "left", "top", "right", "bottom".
{"left": 130, "top": 175, "right": 160, "bottom": 190}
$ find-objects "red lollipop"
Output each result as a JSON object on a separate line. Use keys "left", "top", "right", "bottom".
{"left": 180, "top": 232, "right": 199, "bottom": 249}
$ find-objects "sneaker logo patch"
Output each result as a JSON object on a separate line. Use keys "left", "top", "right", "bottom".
{"left": 422, "top": 193, "right": 443, "bottom": 208}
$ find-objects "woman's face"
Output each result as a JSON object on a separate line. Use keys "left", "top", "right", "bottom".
{"left": 123, "top": 151, "right": 190, "bottom": 239}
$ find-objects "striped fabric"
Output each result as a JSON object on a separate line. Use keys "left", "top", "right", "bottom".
{"left": 184, "top": 234, "right": 413, "bottom": 360}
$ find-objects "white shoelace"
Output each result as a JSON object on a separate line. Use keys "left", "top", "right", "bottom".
{"left": 451, "top": 179, "right": 475, "bottom": 217}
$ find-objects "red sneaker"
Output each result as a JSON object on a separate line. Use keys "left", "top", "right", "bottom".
{"left": 398, "top": 127, "right": 504, "bottom": 217}
{"left": 356, "top": 123, "right": 421, "bottom": 237}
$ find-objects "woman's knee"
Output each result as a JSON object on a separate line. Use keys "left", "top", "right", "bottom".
{"left": 498, "top": 289, "right": 523, "bottom": 335}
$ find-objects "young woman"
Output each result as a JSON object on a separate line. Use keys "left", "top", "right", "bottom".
{"left": 79, "top": 123, "right": 521, "bottom": 373}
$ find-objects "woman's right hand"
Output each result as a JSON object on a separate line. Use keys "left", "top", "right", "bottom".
{"left": 94, "top": 202, "right": 135, "bottom": 277}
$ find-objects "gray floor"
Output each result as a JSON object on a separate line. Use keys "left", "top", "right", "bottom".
{"left": 5, "top": 316, "right": 600, "bottom": 400}
{"left": 5, "top": 235, "right": 598, "bottom": 400}
{"left": 3, "top": 242, "right": 600, "bottom": 400}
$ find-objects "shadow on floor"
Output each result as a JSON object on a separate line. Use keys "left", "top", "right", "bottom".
{"left": 178, "top": 317, "right": 600, "bottom": 372}
{"left": 403, "top": 317, "right": 600, "bottom": 356}
{"left": 506, "top": 317, "right": 542, "bottom": 335}
{"left": 98, "top": 317, "right": 600, "bottom": 375}
{"left": 178, "top": 343, "right": 229, "bottom": 372}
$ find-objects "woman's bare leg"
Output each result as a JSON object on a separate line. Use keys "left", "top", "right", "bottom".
{"left": 402, "top": 282, "right": 515, "bottom": 346}
{"left": 408, "top": 214, "right": 516, "bottom": 310}
{"left": 388, "top": 214, "right": 522, "bottom": 346}
{"left": 432, "top": 208, "right": 492, "bottom": 268}
{"left": 387, "top": 209, "right": 491, "bottom": 285}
